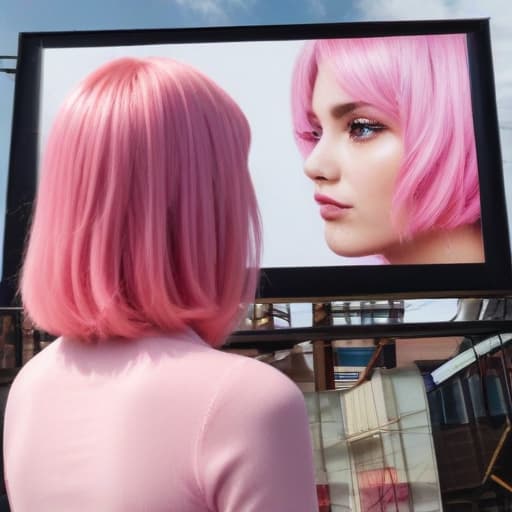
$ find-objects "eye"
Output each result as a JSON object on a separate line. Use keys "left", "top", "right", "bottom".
{"left": 311, "top": 128, "right": 322, "bottom": 140}
{"left": 297, "top": 125, "right": 322, "bottom": 142}
{"left": 348, "top": 118, "right": 385, "bottom": 141}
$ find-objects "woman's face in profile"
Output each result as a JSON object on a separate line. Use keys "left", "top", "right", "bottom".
{"left": 303, "top": 62, "right": 405, "bottom": 258}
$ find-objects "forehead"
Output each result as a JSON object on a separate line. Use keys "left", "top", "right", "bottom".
{"left": 309, "top": 61, "right": 402, "bottom": 131}
{"left": 311, "top": 62, "right": 355, "bottom": 115}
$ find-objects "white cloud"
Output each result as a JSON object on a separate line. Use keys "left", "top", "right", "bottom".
{"left": 173, "top": 0, "right": 227, "bottom": 21}
{"left": 172, "top": 0, "right": 255, "bottom": 23}
{"left": 307, "top": 0, "right": 327, "bottom": 17}
{"left": 228, "top": 0, "right": 257, "bottom": 9}
{"left": 356, "top": 0, "right": 465, "bottom": 19}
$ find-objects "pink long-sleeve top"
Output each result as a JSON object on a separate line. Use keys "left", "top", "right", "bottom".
{"left": 3, "top": 329, "right": 318, "bottom": 511}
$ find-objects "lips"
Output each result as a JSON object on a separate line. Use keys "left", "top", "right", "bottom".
{"left": 314, "top": 193, "right": 352, "bottom": 220}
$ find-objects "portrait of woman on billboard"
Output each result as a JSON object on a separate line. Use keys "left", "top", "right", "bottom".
{"left": 291, "top": 34, "right": 484, "bottom": 265}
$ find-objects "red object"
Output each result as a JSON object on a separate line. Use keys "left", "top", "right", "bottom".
{"left": 357, "top": 467, "right": 409, "bottom": 511}
{"left": 316, "top": 483, "right": 331, "bottom": 512}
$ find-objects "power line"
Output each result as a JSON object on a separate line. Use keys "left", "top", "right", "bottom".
{"left": 0, "top": 56, "right": 16, "bottom": 75}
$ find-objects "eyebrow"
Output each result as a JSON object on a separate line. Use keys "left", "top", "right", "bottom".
{"left": 330, "top": 102, "right": 368, "bottom": 119}
{"left": 307, "top": 101, "right": 369, "bottom": 123}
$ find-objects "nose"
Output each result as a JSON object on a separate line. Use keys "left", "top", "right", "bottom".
{"left": 303, "top": 137, "right": 340, "bottom": 183}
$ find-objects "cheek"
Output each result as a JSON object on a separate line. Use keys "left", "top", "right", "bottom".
{"left": 352, "top": 137, "right": 403, "bottom": 210}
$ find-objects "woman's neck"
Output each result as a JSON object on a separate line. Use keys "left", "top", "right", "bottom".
{"left": 384, "top": 223, "right": 484, "bottom": 265}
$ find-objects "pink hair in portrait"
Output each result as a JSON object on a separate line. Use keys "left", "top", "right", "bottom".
{"left": 292, "top": 34, "right": 481, "bottom": 247}
{"left": 21, "top": 56, "right": 261, "bottom": 346}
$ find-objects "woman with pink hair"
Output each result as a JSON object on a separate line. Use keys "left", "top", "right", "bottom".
{"left": 292, "top": 34, "right": 484, "bottom": 264}
{"left": 3, "top": 57, "right": 317, "bottom": 511}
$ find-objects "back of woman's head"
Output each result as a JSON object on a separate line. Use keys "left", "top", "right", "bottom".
{"left": 21, "top": 57, "right": 261, "bottom": 346}
{"left": 292, "top": 34, "right": 480, "bottom": 238}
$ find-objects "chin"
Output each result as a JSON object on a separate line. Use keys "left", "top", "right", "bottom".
{"left": 325, "top": 228, "right": 401, "bottom": 260}
{"left": 326, "top": 242, "right": 375, "bottom": 259}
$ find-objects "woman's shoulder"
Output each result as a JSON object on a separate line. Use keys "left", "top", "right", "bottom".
{"left": 167, "top": 330, "right": 299, "bottom": 391}
{"left": 10, "top": 337, "right": 64, "bottom": 377}
{"left": 5, "top": 337, "right": 65, "bottom": 407}
{"left": 204, "top": 348, "right": 305, "bottom": 415}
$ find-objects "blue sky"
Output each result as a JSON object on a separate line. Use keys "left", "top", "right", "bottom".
{"left": 0, "top": 0, "right": 510, "bottom": 274}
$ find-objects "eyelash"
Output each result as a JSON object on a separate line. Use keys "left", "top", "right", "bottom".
{"left": 298, "top": 117, "right": 385, "bottom": 143}
{"left": 348, "top": 118, "right": 385, "bottom": 141}
{"left": 297, "top": 128, "right": 321, "bottom": 143}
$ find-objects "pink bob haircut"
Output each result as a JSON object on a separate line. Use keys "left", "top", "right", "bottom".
{"left": 21, "top": 57, "right": 261, "bottom": 346}
{"left": 292, "top": 34, "right": 481, "bottom": 238}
